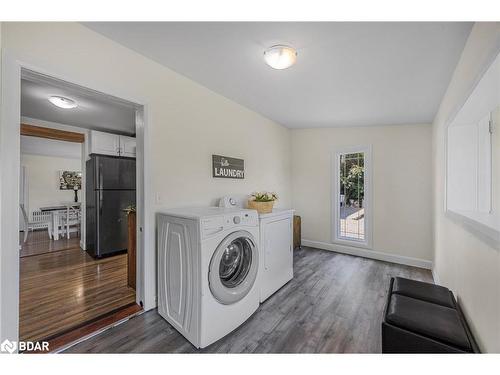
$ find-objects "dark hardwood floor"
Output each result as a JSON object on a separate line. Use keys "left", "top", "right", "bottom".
{"left": 20, "top": 230, "right": 81, "bottom": 258}
{"left": 26, "top": 304, "right": 143, "bottom": 353}
{"left": 64, "top": 246, "right": 432, "bottom": 353}
{"left": 20, "top": 232, "right": 136, "bottom": 342}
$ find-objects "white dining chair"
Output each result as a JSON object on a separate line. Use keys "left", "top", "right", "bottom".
{"left": 19, "top": 204, "right": 53, "bottom": 243}
{"left": 62, "top": 206, "right": 81, "bottom": 239}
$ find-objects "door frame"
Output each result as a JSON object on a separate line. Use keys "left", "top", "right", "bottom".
{"left": 0, "top": 50, "right": 155, "bottom": 346}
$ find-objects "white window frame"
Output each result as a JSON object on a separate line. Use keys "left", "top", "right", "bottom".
{"left": 332, "top": 145, "right": 373, "bottom": 249}
{"left": 443, "top": 50, "right": 499, "bottom": 244}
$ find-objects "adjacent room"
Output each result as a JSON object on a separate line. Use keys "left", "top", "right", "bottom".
{"left": 0, "top": 20, "right": 498, "bottom": 356}
{"left": 17, "top": 71, "right": 141, "bottom": 344}
{"left": 20, "top": 135, "right": 82, "bottom": 257}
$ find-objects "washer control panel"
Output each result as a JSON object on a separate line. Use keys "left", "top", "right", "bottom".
{"left": 224, "top": 210, "right": 258, "bottom": 228}
{"left": 201, "top": 210, "right": 258, "bottom": 238}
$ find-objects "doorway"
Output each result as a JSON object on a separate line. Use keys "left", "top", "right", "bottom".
{"left": 15, "top": 69, "right": 145, "bottom": 348}
{"left": 19, "top": 125, "right": 84, "bottom": 258}
{"left": 1, "top": 55, "right": 153, "bottom": 349}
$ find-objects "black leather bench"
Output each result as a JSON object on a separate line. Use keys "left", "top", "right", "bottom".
{"left": 382, "top": 277, "right": 479, "bottom": 353}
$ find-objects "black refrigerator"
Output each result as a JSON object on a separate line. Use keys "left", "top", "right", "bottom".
{"left": 86, "top": 155, "right": 136, "bottom": 258}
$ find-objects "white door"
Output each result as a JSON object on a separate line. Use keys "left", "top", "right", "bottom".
{"left": 119, "top": 135, "right": 136, "bottom": 158}
{"left": 90, "top": 130, "right": 120, "bottom": 156}
{"left": 260, "top": 216, "right": 293, "bottom": 301}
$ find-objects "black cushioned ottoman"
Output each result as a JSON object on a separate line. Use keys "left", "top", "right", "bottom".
{"left": 382, "top": 277, "right": 479, "bottom": 353}
{"left": 392, "top": 277, "right": 456, "bottom": 308}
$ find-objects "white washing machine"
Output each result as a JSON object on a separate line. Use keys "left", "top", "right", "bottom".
{"left": 157, "top": 207, "right": 260, "bottom": 348}
{"left": 219, "top": 196, "right": 294, "bottom": 302}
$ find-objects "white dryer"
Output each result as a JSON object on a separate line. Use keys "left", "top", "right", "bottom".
{"left": 219, "top": 196, "right": 294, "bottom": 302}
{"left": 157, "top": 207, "right": 260, "bottom": 348}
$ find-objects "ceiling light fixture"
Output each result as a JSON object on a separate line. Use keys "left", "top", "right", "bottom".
{"left": 48, "top": 96, "right": 78, "bottom": 109}
{"left": 264, "top": 45, "right": 297, "bottom": 70}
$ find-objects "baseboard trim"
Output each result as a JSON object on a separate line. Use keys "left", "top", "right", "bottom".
{"left": 302, "top": 239, "right": 433, "bottom": 270}
{"left": 431, "top": 266, "right": 441, "bottom": 285}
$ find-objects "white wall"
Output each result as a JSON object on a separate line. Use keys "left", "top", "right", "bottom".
{"left": 291, "top": 124, "right": 433, "bottom": 266}
{"left": 2, "top": 23, "right": 292, "bottom": 208}
{"left": 0, "top": 20, "right": 5, "bottom": 345}
{"left": 433, "top": 22, "right": 500, "bottom": 353}
{"left": 1, "top": 23, "right": 292, "bottom": 324}
{"left": 20, "top": 154, "right": 81, "bottom": 215}
{"left": 21, "top": 135, "right": 81, "bottom": 159}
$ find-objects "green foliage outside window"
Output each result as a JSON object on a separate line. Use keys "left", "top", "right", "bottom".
{"left": 340, "top": 153, "right": 364, "bottom": 207}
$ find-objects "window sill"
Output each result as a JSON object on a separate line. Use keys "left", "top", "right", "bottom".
{"left": 446, "top": 209, "right": 500, "bottom": 244}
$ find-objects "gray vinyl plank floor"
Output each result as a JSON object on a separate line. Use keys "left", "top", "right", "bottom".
{"left": 64, "top": 246, "right": 432, "bottom": 353}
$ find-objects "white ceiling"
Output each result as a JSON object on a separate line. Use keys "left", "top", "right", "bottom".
{"left": 84, "top": 22, "right": 472, "bottom": 128}
{"left": 21, "top": 71, "right": 137, "bottom": 135}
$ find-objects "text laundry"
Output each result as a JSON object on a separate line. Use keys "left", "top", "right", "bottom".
{"left": 214, "top": 167, "right": 244, "bottom": 178}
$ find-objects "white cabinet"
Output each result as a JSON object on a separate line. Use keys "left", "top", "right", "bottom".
{"left": 90, "top": 130, "right": 120, "bottom": 156}
{"left": 89, "top": 130, "right": 136, "bottom": 158}
{"left": 120, "top": 135, "right": 137, "bottom": 158}
{"left": 258, "top": 209, "right": 294, "bottom": 302}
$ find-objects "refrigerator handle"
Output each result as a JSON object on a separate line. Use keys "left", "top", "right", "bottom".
{"left": 99, "top": 165, "right": 103, "bottom": 190}
{"left": 99, "top": 190, "right": 103, "bottom": 216}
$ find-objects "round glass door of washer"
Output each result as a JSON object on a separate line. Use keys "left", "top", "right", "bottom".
{"left": 209, "top": 230, "right": 259, "bottom": 305}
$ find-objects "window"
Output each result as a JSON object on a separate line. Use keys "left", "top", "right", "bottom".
{"left": 445, "top": 51, "right": 499, "bottom": 241}
{"left": 339, "top": 152, "right": 365, "bottom": 240}
{"left": 333, "top": 146, "right": 372, "bottom": 248}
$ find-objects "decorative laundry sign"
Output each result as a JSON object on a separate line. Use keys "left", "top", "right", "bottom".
{"left": 212, "top": 155, "right": 245, "bottom": 179}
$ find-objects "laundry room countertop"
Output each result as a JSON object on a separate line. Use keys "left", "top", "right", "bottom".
{"left": 258, "top": 208, "right": 295, "bottom": 219}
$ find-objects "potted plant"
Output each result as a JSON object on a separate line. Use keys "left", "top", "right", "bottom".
{"left": 247, "top": 191, "right": 278, "bottom": 214}
{"left": 123, "top": 204, "right": 136, "bottom": 214}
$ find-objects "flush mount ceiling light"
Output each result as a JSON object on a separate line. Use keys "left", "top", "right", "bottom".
{"left": 264, "top": 45, "right": 297, "bottom": 70}
{"left": 48, "top": 96, "right": 78, "bottom": 109}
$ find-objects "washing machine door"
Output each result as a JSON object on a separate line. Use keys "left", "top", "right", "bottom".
{"left": 209, "top": 230, "right": 259, "bottom": 305}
